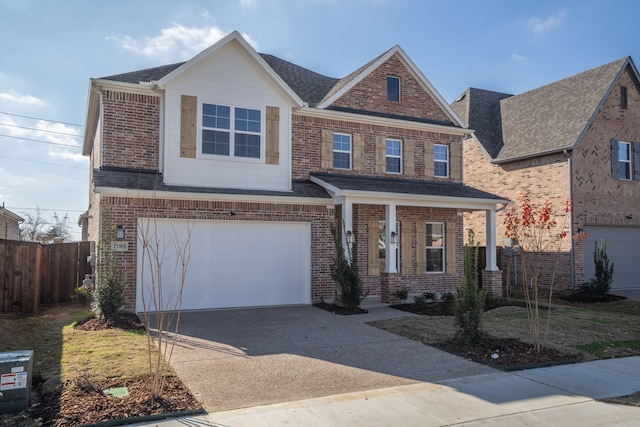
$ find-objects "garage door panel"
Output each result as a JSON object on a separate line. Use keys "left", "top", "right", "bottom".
{"left": 584, "top": 226, "right": 640, "bottom": 290}
{"left": 137, "top": 219, "right": 311, "bottom": 311}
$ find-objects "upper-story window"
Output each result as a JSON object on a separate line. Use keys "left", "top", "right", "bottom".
{"left": 202, "top": 103, "right": 261, "bottom": 159}
{"left": 387, "top": 76, "right": 400, "bottom": 102}
{"left": 619, "top": 141, "right": 632, "bottom": 180}
{"left": 621, "top": 86, "right": 628, "bottom": 109}
{"left": 333, "top": 133, "right": 352, "bottom": 169}
{"left": 434, "top": 144, "right": 449, "bottom": 177}
{"left": 386, "top": 139, "right": 402, "bottom": 174}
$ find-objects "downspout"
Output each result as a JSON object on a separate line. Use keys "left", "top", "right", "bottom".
{"left": 564, "top": 149, "right": 575, "bottom": 290}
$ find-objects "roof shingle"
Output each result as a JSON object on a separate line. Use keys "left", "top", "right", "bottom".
{"left": 453, "top": 57, "right": 630, "bottom": 162}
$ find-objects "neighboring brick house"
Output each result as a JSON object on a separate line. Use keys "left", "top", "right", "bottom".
{"left": 0, "top": 204, "right": 23, "bottom": 240}
{"left": 82, "top": 31, "right": 505, "bottom": 312}
{"left": 452, "top": 57, "right": 640, "bottom": 291}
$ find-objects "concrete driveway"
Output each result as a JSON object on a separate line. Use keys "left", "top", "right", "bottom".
{"left": 167, "top": 305, "right": 496, "bottom": 412}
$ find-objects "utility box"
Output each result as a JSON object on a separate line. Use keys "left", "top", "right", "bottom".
{"left": 0, "top": 351, "right": 33, "bottom": 414}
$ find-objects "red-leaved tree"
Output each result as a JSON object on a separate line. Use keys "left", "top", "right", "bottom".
{"left": 503, "top": 192, "right": 576, "bottom": 352}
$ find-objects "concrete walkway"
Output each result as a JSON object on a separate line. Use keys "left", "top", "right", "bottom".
{"left": 134, "top": 357, "right": 640, "bottom": 426}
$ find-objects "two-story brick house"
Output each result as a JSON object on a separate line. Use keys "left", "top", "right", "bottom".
{"left": 82, "top": 31, "right": 505, "bottom": 312}
{"left": 453, "top": 57, "right": 640, "bottom": 291}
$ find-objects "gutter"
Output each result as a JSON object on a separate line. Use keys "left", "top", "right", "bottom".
{"left": 565, "top": 149, "right": 575, "bottom": 290}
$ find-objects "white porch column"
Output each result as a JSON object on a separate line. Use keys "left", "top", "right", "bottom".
{"left": 385, "top": 203, "right": 398, "bottom": 273}
{"left": 341, "top": 198, "right": 354, "bottom": 258}
{"left": 485, "top": 208, "right": 499, "bottom": 270}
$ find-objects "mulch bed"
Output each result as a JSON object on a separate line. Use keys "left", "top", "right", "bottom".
{"left": 391, "top": 298, "right": 527, "bottom": 316}
{"left": 434, "top": 337, "right": 581, "bottom": 371}
{"left": 74, "top": 312, "right": 145, "bottom": 331}
{"left": 33, "top": 376, "right": 202, "bottom": 427}
{"left": 313, "top": 302, "right": 368, "bottom": 315}
{"left": 25, "top": 313, "right": 202, "bottom": 427}
{"left": 562, "top": 292, "right": 627, "bottom": 303}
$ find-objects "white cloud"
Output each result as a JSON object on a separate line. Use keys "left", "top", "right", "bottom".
{"left": 527, "top": 11, "right": 566, "bottom": 37}
{"left": 47, "top": 149, "right": 86, "bottom": 163}
{"left": 239, "top": 0, "right": 259, "bottom": 9}
{"left": 107, "top": 24, "right": 259, "bottom": 63}
{"left": 510, "top": 53, "right": 528, "bottom": 63}
{"left": 0, "top": 92, "right": 47, "bottom": 107}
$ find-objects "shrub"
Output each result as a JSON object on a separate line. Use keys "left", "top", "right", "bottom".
{"left": 330, "top": 224, "right": 365, "bottom": 310}
{"left": 453, "top": 229, "right": 486, "bottom": 345}
{"left": 71, "top": 287, "right": 92, "bottom": 306}
{"left": 93, "top": 216, "right": 126, "bottom": 322}
{"left": 395, "top": 287, "right": 408, "bottom": 302}
{"left": 582, "top": 239, "right": 614, "bottom": 296}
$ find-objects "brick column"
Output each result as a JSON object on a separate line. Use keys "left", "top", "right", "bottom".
{"left": 380, "top": 273, "right": 403, "bottom": 303}
{"left": 482, "top": 269, "right": 503, "bottom": 297}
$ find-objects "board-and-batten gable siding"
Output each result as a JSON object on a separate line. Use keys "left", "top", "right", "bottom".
{"left": 162, "top": 42, "right": 292, "bottom": 191}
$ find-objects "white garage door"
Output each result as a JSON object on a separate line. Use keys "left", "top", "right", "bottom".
{"left": 584, "top": 226, "right": 640, "bottom": 290}
{"left": 136, "top": 219, "right": 311, "bottom": 311}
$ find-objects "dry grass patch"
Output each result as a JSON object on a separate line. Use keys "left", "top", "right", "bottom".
{"left": 370, "top": 302, "right": 640, "bottom": 361}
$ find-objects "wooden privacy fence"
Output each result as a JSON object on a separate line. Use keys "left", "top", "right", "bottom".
{"left": 0, "top": 239, "right": 92, "bottom": 313}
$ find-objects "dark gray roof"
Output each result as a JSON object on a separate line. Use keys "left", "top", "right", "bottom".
{"left": 498, "top": 57, "right": 628, "bottom": 162}
{"left": 451, "top": 88, "right": 512, "bottom": 158}
{"left": 453, "top": 57, "right": 630, "bottom": 162}
{"left": 311, "top": 173, "right": 505, "bottom": 201}
{"left": 99, "top": 54, "right": 340, "bottom": 106}
{"left": 101, "top": 62, "right": 185, "bottom": 84}
{"left": 94, "top": 169, "right": 331, "bottom": 199}
{"left": 259, "top": 54, "right": 339, "bottom": 106}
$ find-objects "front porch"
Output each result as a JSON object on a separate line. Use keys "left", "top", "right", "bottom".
{"left": 311, "top": 173, "right": 505, "bottom": 302}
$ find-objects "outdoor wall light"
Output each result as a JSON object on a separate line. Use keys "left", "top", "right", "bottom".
{"left": 390, "top": 231, "right": 398, "bottom": 244}
{"left": 346, "top": 230, "right": 354, "bottom": 244}
{"left": 116, "top": 225, "right": 125, "bottom": 240}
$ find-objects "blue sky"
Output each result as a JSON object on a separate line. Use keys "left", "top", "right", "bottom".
{"left": 1, "top": 0, "right": 639, "bottom": 240}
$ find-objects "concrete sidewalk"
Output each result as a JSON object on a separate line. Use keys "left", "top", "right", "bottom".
{"left": 134, "top": 356, "right": 640, "bottom": 426}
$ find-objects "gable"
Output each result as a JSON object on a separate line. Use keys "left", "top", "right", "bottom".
{"left": 322, "top": 50, "right": 461, "bottom": 127}
{"left": 496, "top": 57, "right": 628, "bottom": 163}
{"left": 161, "top": 40, "right": 295, "bottom": 191}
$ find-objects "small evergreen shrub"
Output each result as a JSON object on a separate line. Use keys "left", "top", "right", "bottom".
{"left": 92, "top": 216, "right": 127, "bottom": 322}
{"left": 71, "top": 287, "right": 92, "bottom": 306}
{"left": 582, "top": 239, "right": 614, "bottom": 296}
{"left": 395, "top": 287, "right": 408, "bottom": 302}
{"left": 330, "top": 224, "right": 365, "bottom": 310}
{"left": 453, "top": 229, "right": 486, "bottom": 345}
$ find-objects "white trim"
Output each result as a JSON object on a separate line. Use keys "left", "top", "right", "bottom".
{"left": 332, "top": 132, "right": 352, "bottom": 170}
{"left": 618, "top": 141, "right": 632, "bottom": 180}
{"left": 426, "top": 221, "right": 445, "bottom": 273}
{"left": 94, "top": 186, "right": 330, "bottom": 206}
{"left": 316, "top": 45, "right": 466, "bottom": 128}
{"left": 156, "top": 31, "right": 303, "bottom": 107}
{"left": 385, "top": 138, "right": 402, "bottom": 174}
{"left": 296, "top": 107, "right": 472, "bottom": 136}
{"left": 310, "top": 176, "right": 505, "bottom": 210}
{"left": 434, "top": 144, "right": 449, "bottom": 178}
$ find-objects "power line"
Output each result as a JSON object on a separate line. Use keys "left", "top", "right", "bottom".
{"left": 0, "top": 133, "right": 82, "bottom": 148}
{"left": 0, "top": 111, "right": 84, "bottom": 128}
{"left": 0, "top": 122, "right": 82, "bottom": 137}
{"left": 8, "top": 206, "right": 86, "bottom": 213}
{"left": 0, "top": 155, "right": 86, "bottom": 169}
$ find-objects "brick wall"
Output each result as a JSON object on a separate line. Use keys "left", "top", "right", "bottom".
{"left": 98, "top": 196, "right": 335, "bottom": 310}
{"left": 352, "top": 204, "right": 462, "bottom": 297}
{"left": 463, "top": 65, "right": 640, "bottom": 290}
{"left": 332, "top": 54, "right": 451, "bottom": 123}
{"left": 101, "top": 90, "right": 160, "bottom": 171}
{"left": 463, "top": 138, "right": 572, "bottom": 288}
{"left": 292, "top": 113, "right": 463, "bottom": 180}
